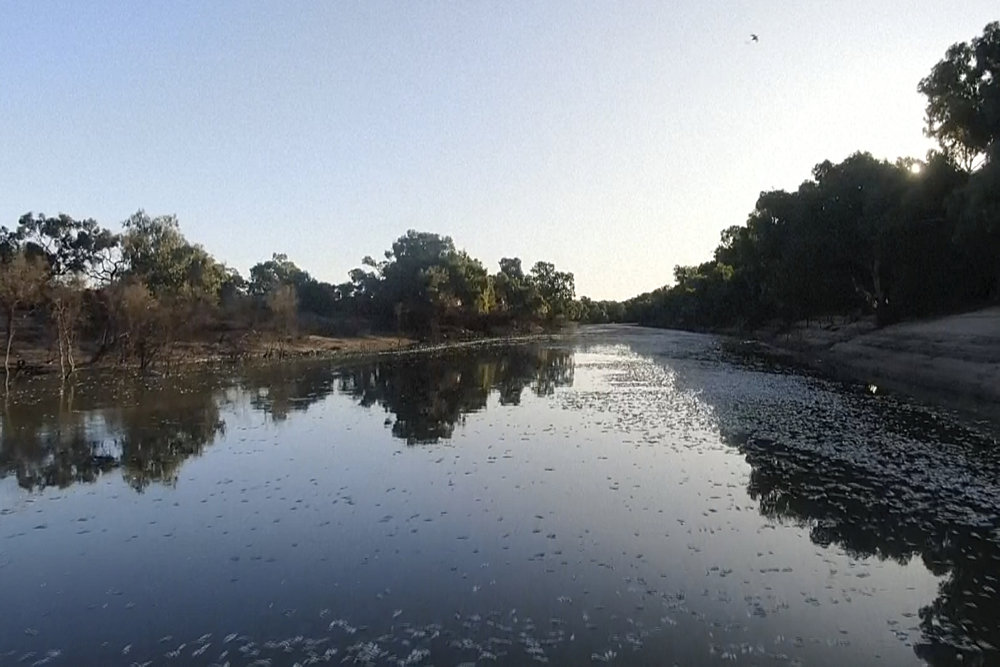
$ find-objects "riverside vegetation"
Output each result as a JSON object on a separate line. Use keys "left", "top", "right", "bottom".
{"left": 4, "top": 21, "right": 1000, "bottom": 667}
{"left": 4, "top": 23, "right": 998, "bottom": 384}
{"left": 0, "top": 216, "right": 577, "bottom": 381}
{"left": 577, "top": 22, "right": 1000, "bottom": 332}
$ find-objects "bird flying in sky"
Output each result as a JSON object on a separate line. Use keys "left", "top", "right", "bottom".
{"left": 750, "top": 33, "right": 759, "bottom": 42}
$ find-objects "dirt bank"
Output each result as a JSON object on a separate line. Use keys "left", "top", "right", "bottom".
{"left": 753, "top": 307, "right": 1000, "bottom": 410}
{"left": 1, "top": 333, "right": 416, "bottom": 376}
{"left": 3, "top": 327, "right": 573, "bottom": 382}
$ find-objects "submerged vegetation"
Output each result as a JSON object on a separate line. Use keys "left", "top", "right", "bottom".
{"left": 587, "top": 22, "right": 1000, "bottom": 331}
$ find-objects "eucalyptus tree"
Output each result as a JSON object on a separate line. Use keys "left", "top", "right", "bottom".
{"left": 0, "top": 252, "right": 47, "bottom": 385}
{"left": 918, "top": 21, "right": 1000, "bottom": 170}
{"left": 529, "top": 261, "right": 575, "bottom": 321}
{"left": 9, "top": 213, "right": 121, "bottom": 282}
{"left": 351, "top": 230, "right": 497, "bottom": 336}
{"left": 3, "top": 213, "right": 122, "bottom": 376}
{"left": 121, "top": 210, "right": 227, "bottom": 299}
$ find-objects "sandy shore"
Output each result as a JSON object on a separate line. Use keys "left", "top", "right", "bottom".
{"left": 754, "top": 307, "right": 1000, "bottom": 412}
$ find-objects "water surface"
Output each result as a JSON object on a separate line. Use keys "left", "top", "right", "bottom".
{"left": 2, "top": 326, "right": 998, "bottom": 666}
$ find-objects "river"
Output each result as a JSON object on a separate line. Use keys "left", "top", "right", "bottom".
{"left": 1, "top": 325, "right": 997, "bottom": 666}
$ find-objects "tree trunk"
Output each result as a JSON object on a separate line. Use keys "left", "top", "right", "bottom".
{"left": 56, "top": 309, "right": 66, "bottom": 379}
{"left": 4, "top": 305, "right": 15, "bottom": 392}
{"left": 58, "top": 306, "right": 76, "bottom": 378}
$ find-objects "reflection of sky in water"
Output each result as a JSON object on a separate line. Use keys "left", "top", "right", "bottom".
{"left": 0, "top": 330, "right": 997, "bottom": 665}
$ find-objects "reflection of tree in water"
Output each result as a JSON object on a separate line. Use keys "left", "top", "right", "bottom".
{"left": 108, "top": 378, "right": 227, "bottom": 491}
{"left": 649, "top": 341, "right": 1000, "bottom": 666}
{"left": 338, "top": 345, "right": 574, "bottom": 444}
{"left": 725, "top": 425, "right": 1000, "bottom": 667}
{"left": 0, "top": 373, "right": 227, "bottom": 493}
{"left": 0, "top": 344, "right": 575, "bottom": 492}
{"left": 241, "top": 362, "right": 340, "bottom": 422}
{"left": 0, "top": 386, "right": 117, "bottom": 490}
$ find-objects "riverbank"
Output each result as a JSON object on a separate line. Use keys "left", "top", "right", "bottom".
{"left": 4, "top": 325, "right": 571, "bottom": 381}
{"left": 750, "top": 307, "right": 1000, "bottom": 411}
{"left": 3, "top": 333, "right": 414, "bottom": 375}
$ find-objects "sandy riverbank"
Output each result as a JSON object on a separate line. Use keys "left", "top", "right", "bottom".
{"left": 754, "top": 307, "right": 1000, "bottom": 411}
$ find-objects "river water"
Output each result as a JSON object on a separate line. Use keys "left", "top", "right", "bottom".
{"left": 1, "top": 325, "right": 998, "bottom": 666}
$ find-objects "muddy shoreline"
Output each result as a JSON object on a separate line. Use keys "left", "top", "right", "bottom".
{"left": 4, "top": 329, "right": 571, "bottom": 385}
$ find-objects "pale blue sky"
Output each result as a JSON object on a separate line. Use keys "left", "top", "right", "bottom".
{"left": 1, "top": 2, "right": 997, "bottom": 299}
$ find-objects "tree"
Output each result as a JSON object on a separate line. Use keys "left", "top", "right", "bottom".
{"left": 121, "top": 210, "right": 227, "bottom": 299}
{"left": 249, "top": 253, "right": 339, "bottom": 318}
{"left": 8, "top": 213, "right": 120, "bottom": 283}
{"left": 951, "top": 154, "right": 1000, "bottom": 300}
{"left": 918, "top": 21, "right": 1000, "bottom": 169}
{"left": 529, "top": 261, "right": 575, "bottom": 320}
{"left": 0, "top": 253, "right": 47, "bottom": 385}
{"left": 892, "top": 152, "right": 970, "bottom": 315}
{"left": 445, "top": 251, "right": 493, "bottom": 318}
{"left": 248, "top": 253, "right": 307, "bottom": 296}
{"left": 494, "top": 257, "right": 537, "bottom": 317}
{"left": 358, "top": 231, "right": 463, "bottom": 335}
{"left": 48, "top": 279, "right": 84, "bottom": 378}
{"left": 116, "top": 282, "right": 170, "bottom": 370}
{"left": 5, "top": 214, "right": 122, "bottom": 377}
{"left": 219, "top": 267, "right": 248, "bottom": 307}
{"left": 810, "top": 153, "right": 909, "bottom": 324}
{"left": 266, "top": 284, "right": 298, "bottom": 347}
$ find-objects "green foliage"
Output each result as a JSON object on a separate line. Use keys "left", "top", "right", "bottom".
{"left": 122, "top": 210, "right": 228, "bottom": 299}
{"left": 951, "top": 152, "right": 1000, "bottom": 299}
{"left": 0, "top": 252, "right": 49, "bottom": 376}
{"left": 605, "top": 24, "right": 1000, "bottom": 330}
{"left": 3, "top": 213, "right": 120, "bottom": 282}
{"left": 575, "top": 297, "right": 625, "bottom": 324}
{"left": 249, "top": 253, "right": 339, "bottom": 319}
{"left": 342, "top": 230, "right": 573, "bottom": 337}
{"left": 918, "top": 21, "right": 1000, "bottom": 168}
{"left": 614, "top": 148, "right": 998, "bottom": 330}
{"left": 1, "top": 205, "right": 581, "bottom": 364}
{"left": 529, "top": 261, "right": 575, "bottom": 320}
{"left": 494, "top": 257, "right": 538, "bottom": 317}
{"left": 249, "top": 253, "right": 307, "bottom": 296}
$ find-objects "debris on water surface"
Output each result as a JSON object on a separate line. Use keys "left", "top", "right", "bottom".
{"left": 3, "top": 334, "right": 1000, "bottom": 665}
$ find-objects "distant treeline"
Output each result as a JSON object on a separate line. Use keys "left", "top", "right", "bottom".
{"left": 0, "top": 214, "right": 577, "bottom": 376}
{"left": 582, "top": 22, "right": 1000, "bottom": 330}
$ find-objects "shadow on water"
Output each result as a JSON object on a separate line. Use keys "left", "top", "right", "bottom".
{"left": 237, "top": 343, "right": 574, "bottom": 443}
{"left": 653, "top": 335, "right": 1000, "bottom": 667}
{"left": 0, "top": 374, "right": 228, "bottom": 493}
{"left": 0, "top": 343, "right": 574, "bottom": 493}
{"left": 735, "top": 434, "right": 1000, "bottom": 667}
{"left": 7, "top": 329, "right": 998, "bottom": 665}
{"left": 240, "top": 361, "right": 342, "bottom": 422}
{"left": 336, "top": 344, "right": 574, "bottom": 443}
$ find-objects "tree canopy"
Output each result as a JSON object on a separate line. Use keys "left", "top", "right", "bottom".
{"left": 5, "top": 22, "right": 999, "bottom": 373}
{"left": 576, "top": 22, "right": 1000, "bottom": 331}
{"left": 121, "top": 211, "right": 229, "bottom": 299}
{"left": 918, "top": 21, "right": 1000, "bottom": 169}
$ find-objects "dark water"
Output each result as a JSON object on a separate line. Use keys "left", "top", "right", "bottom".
{"left": 1, "top": 326, "right": 999, "bottom": 666}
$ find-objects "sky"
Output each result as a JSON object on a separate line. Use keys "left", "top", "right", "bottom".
{"left": 1, "top": 2, "right": 997, "bottom": 300}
